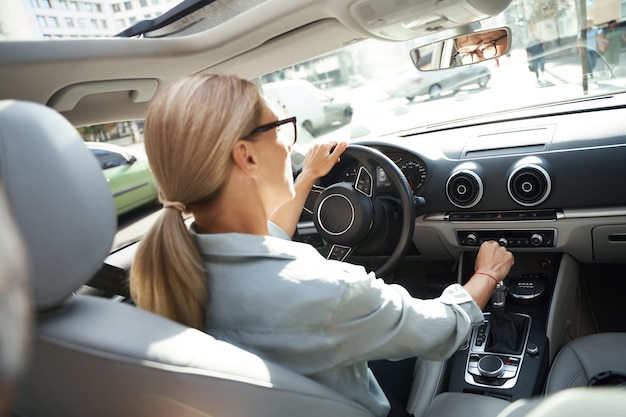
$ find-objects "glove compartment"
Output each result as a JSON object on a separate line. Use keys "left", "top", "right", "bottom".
{"left": 592, "top": 224, "right": 626, "bottom": 262}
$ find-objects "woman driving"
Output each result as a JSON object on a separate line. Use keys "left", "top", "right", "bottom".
{"left": 129, "top": 74, "right": 514, "bottom": 417}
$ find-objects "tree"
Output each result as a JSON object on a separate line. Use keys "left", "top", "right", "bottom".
{"left": 77, "top": 123, "right": 116, "bottom": 142}
{"left": 77, "top": 125, "right": 104, "bottom": 142}
{"left": 528, "top": 0, "right": 572, "bottom": 46}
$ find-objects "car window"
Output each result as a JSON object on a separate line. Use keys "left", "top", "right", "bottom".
{"left": 126, "top": 2, "right": 626, "bottom": 237}
{"left": 90, "top": 149, "right": 128, "bottom": 170}
{"left": 8, "top": 0, "right": 624, "bottom": 249}
{"left": 249, "top": 0, "right": 625, "bottom": 165}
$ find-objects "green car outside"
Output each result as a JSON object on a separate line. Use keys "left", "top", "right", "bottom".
{"left": 86, "top": 142, "right": 158, "bottom": 216}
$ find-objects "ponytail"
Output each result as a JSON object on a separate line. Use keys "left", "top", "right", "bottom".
{"left": 130, "top": 208, "right": 206, "bottom": 328}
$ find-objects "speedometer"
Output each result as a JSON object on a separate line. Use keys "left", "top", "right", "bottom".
{"left": 398, "top": 159, "right": 427, "bottom": 193}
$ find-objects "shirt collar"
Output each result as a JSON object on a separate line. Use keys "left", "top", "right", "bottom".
{"left": 189, "top": 223, "right": 297, "bottom": 260}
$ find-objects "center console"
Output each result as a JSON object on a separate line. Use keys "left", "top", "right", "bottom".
{"left": 464, "top": 312, "right": 531, "bottom": 389}
{"left": 447, "top": 251, "right": 560, "bottom": 401}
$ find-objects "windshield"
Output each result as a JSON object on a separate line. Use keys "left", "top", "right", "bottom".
{"left": 255, "top": 0, "right": 623, "bottom": 152}
{"left": 8, "top": 0, "right": 624, "bottom": 250}
{"left": 125, "top": 0, "right": 625, "bottom": 248}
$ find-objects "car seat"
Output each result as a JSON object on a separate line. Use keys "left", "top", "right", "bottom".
{"left": 0, "top": 99, "right": 374, "bottom": 417}
{"left": 0, "top": 169, "right": 32, "bottom": 415}
{"left": 544, "top": 332, "right": 626, "bottom": 393}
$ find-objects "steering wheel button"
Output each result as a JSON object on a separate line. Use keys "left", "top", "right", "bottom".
{"left": 355, "top": 167, "right": 373, "bottom": 196}
{"left": 328, "top": 245, "right": 351, "bottom": 261}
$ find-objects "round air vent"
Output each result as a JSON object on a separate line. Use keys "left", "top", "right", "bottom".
{"left": 507, "top": 164, "right": 551, "bottom": 206}
{"left": 446, "top": 170, "right": 483, "bottom": 208}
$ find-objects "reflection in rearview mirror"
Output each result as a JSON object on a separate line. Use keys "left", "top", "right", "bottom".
{"left": 410, "top": 28, "right": 510, "bottom": 71}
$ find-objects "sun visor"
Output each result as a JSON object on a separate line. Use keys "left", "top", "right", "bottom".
{"left": 348, "top": 0, "right": 512, "bottom": 40}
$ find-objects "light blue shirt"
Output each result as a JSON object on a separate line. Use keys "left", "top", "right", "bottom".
{"left": 578, "top": 26, "right": 598, "bottom": 49}
{"left": 191, "top": 224, "right": 483, "bottom": 417}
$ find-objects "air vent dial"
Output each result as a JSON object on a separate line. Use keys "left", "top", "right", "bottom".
{"left": 446, "top": 170, "right": 483, "bottom": 208}
{"left": 507, "top": 164, "right": 551, "bottom": 206}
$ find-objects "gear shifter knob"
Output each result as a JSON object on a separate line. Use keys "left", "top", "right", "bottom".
{"left": 491, "top": 281, "right": 507, "bottom": 308}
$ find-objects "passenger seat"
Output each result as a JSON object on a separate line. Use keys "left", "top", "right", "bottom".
{"left": 544, "top": 332, "right": 626, "bottom": 392}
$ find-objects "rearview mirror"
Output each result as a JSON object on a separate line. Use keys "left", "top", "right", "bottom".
{"left": 410, "top": 27, "right": 510, "bottom": 71}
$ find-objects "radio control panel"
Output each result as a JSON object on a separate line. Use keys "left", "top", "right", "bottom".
{"left": 456, "top": 230, "right": 555, "bottom": 248}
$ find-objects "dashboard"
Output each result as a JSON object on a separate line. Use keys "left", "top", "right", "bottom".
{"left": 308, "top": 94, "right": 626, "bottom": 264}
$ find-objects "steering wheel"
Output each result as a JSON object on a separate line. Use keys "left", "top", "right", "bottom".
{"left": 303, "top": 144, "right": 416, "bottom": 278}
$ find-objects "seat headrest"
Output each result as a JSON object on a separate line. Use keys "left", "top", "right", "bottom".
{"left": 0, "top": 100, "right": 116, "bottom": 311}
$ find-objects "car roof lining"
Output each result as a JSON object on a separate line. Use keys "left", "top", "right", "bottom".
{"left": 1, "top": 19, "right": 364, "bottom": 126}
{"left": 0, "top": 0, "right": 511, "bottom": 126}
{"left": 44, "top": 19, "right": 362, "bottom": 126}
{"left": 207, "top": 20, "right": 363, "bottom": 81}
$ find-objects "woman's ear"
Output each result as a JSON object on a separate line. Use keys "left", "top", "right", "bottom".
{"left": 231, "top": 140, "right": 259, "bottom": 177}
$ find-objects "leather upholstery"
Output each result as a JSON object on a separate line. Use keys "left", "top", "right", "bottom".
{"left": 0, "top": 177, "right": 32, "bottom": 411}
{"left": 497, "top": 388, "right": 626, "bottom": 417}
{"left": 422, "top": 392, "right": 510, "bottom": 417}
{"left": 15, "top": 296, "right": 375, "bottom": 417}
{"left": 545, "top": 333, "right": 626, "bottom": 393}
{"left": 406, "top": 359, "right": 448, "bottom": 417}
{"left": 0, "top": 100, "right": 116, "bottom": 310}
{"left": 0, "top": 100, "right": 374, "bottom": 417}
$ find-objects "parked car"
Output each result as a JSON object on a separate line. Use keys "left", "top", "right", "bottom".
{"left": 86, "top": 142, "right": 158, "bottom": 216}
{"left": 385, "top": 64, "right": 491, "bottom": 101}
{"left": 1, "top": 0, "right": 626, "bottom": 416}
{"left": 262, "top": 79, "right": 353, "bottom": 137}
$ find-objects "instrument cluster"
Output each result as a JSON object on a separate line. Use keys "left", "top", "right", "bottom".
{"left": 334, "top": 152, "right": 427, "bottom": 195}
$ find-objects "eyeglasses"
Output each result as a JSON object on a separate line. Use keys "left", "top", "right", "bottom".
{"left": 243, "top": 116, "right": 297, "bottom": 147}
{"left": 453, "top": 33, "right": 507, "bottom": 66}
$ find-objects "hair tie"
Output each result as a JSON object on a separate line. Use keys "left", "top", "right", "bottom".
{"left": 162, "top": 201, "right": 186, "bottom": 212}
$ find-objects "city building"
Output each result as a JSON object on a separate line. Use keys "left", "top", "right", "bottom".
{"left": 0, "top": 0, "right": 180, "bottom": 40}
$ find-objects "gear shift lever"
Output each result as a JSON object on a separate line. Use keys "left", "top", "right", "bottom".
{"left": 492, "top": 281, "right": 507, "bottom": 307}
{"left": 486, "top": 281, "right": 527, "bottom": 354}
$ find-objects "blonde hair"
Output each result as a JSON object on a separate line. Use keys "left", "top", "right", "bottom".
{"left": 130, "top": 74, "right": 264, "bottom": 329}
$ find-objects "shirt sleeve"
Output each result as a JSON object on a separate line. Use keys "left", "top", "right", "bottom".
{"left": 324, "top": 275, "right": 483, "bottom": 367}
